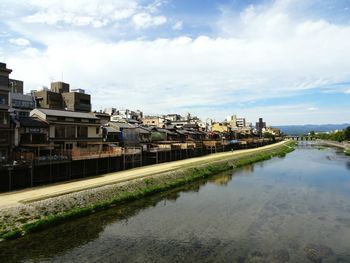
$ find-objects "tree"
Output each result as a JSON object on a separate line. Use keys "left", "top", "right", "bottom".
{"left": 310, "top": 130, "right": 315, "bottom": 136}
{"left": 344, "top": 126, "right": 350, "bottom": 141}
{"left": 263, "top": 132, "right": 276, "bottom": 142}
{"left": 333, "top": 131, "right": 344, "bottom": 142}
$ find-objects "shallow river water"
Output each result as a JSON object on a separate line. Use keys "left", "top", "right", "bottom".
{"left": 1, "top": 144, "right": 350, "bottom": 262}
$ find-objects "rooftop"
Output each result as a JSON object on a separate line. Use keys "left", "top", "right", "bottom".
{"left": 19, "top": 117, "right": 48, "bottom": 128}
{"left": 32, "top": 108, "right": 98, "bottom": 119}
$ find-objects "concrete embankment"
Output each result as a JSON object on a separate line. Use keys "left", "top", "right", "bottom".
{"left": 0, "top": 140, "right": 295, "bottom": 241}
{"left": 316, "top": 140, "right": 350, "bottom": 153}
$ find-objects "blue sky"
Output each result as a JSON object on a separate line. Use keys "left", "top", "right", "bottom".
{"left": 1, "top": 0, "right": 350, "bottom": 125}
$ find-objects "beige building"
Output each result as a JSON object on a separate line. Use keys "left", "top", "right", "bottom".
{"left": 142, "top": 116, "right": 167, "bottom": 128}
{"left": 212, "top": 122, "right": 231, "bottom": 133}
{"left": 30, "top": 108, "right": 102, "bottom": 151}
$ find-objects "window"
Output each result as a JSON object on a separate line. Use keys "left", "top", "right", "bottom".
{"left": 66, "top": 126, "right": 76, "bottom": 138}
{"left": 55, "top": 126, "right": 65, "bottom": 138}
{"left": 0, "top": 131, "right": 9, "bottom": 143}
{"left": 0, "top": 76, "right": 8, "bottom": 86}
{"left": 0, "top": 112, "right": 9, "bottom": 125}
{"left": 80, "top": 99, "right": 90, "bottom": 105}
{"left": 65, "top": 143, "right": 73, "bottom": 150}
{"left": 0, "top": 94, "right": 8, "bottom": 106}
{"left": 77, "top": 126, "right": 88, "bottom": 137}
{"left": 96, "top": 127, "right": 99, "bottom": 134}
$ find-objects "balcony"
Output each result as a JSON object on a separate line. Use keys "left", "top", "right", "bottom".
{"left": 71, "top": 147, "right": 123, "bottom": 160}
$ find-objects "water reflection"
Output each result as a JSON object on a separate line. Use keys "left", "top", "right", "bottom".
{"left": 0, "top": 174, "right": 235, "bottom": 263}
{"left": 1, "top": 145, "right": 350, "bottom": 262}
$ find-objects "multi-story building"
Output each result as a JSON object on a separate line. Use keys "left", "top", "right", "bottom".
{"left": 105, "top": 108, "right": 143, "bottom": 123}
{"left": 142, "top": 116, "right": 168, "bottom": 128}
{"left": 35, "top": 88, "right": 64, "bottom": 110}
{"left": 212, "top": 122, "right": 231, "bottom": 133}
{"left": 256, "top": 118, "right": 266, "bottom": 137}
{"left": 0, "top": 62, "right": 12, "bottom": 160}
{"left": 9, "top": 79, "right": 24, "bottom": 94}
{"left": 50, "top": 81, "right": 69, "bottom": 93}
{"left": 35, "top": 82, "right": 91, "bottom": 112}
{"left": 14, "top": 117, "right": 49, "bottom": 147}
{"left": 9, "top": 92, "right": 36, "bottom": 117}
{"left": 30, "top": 108, "right": 102, "bottom": 151}
{"left": 9, "top": 79, "right": 36, "bottom": 117}
{"left": 236, "top": 118, "right": 246, "bottom": 128}
{"left": 62, "top": 89, "right": 91, "bottom": 112}
{"left": 164, "top": 114, "right": 181, "bottom": 122}
{"left": 226, "top": 114, "right": 237, "bottom": 128}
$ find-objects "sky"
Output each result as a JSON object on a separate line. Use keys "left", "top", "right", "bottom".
{"left": 1, "top": 0, "right": 350, "bottom": 125}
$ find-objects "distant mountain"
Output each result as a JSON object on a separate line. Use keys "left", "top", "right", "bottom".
{"left": 274, "top": 124, "right": 350, "bottom": 136}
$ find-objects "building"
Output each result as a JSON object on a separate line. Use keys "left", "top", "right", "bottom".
{"left": 105, "top": 108, "right": 143, "bottom": 123}
{"left": 9, "top": 79, "right": 36, "bottom": 117}
{"left": 30, "top": 108, "right": 102, "bottom": 151}
{"left": 164, "top": 114, "right": 181, "bottom": 122}
{"left": 50, "top": 81, "right": 69, "bottom": 93}
{"left": 142, "top": 116, "right": 168, "bottom": 128}
{"left": 61, "top": 89, "right": 91, "bottom": 112}
{"left": 212, "top": 122, "right": 231, "bottom": 133}
{"left": 256, "top": 118, "right": 266, "bottom": 137}
{"left": 9, "top": 79, "right": 23, "bottom": 94}
{"left": 236, "top": 118, "right": 246, "bottom": 128}
{"left": 226, "top": 114, "right": 237, "bottom": 128}
{"left": 93, "top": 111, "right": 111, "bottom": 125}
{"left": 35, "top": 89, "right": 64, "bottom": 110}
{"left": 0, "top": 62, "right": 12, "bottom": 160}
{"left": 106, "top": 122, "right": 139, "bottom": 147}
{"left": 14, "top": 117, "right": 49, "bottom": 147}
{"left": 265, "top": 127, "right": 281, "bottom": 136}
{"left": 35, "top": 82, "right": 91, "bottom": 112}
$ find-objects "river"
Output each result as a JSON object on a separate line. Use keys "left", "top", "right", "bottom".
{"left": 1, "top": 144, "right": 350, "bottom": 262}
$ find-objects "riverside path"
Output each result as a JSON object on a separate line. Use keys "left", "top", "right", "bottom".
{"left": 0, "top": 141, "right": 287, "bottom": 208}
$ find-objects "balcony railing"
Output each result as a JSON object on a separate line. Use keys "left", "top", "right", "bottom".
{"left": 71, "top": 147, "right": 123, "bottom": 160}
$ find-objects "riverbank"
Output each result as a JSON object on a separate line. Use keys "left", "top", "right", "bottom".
{"left": 0, "top": 141, "right": 295, "bottom": 241}
{"left": 316, "top": 139, "right": 350, "bottom": 150}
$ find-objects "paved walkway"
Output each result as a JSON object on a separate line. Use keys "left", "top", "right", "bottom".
{"left": 0, "top": 141, "right": 286, "bottom": 208}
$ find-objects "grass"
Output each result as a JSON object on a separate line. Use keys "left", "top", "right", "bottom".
{"left": 345, "top": 149, "right": 350, "bottom": 156}
{"left": 0, "top": 141, "right": 295, "bottom": 241}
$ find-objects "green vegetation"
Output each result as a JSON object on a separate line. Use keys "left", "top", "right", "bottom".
{"left": 0, "top": 142, "right": 295, "bottom": 241}
{"left": 345, "top": 149, "right": 350, "bottom": 156}
{"left": 313, "top": 126, "right": 350, "bottom": 142}
{"left": 345, "top": 127, "right": 350, "bottom": 141}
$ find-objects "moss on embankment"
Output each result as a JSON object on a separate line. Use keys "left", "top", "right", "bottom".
{"left": 345, "top": 149, "right": 350, "bottom": 156}
{"left": 0, "top": 141, "right": 296, "bottom": 241}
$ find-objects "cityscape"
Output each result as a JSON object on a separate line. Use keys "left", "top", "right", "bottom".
{"left": 0, "top": 61, "right": 280, "bottom": 191}
{"left": 1, "top": 1, "right": 350, "bottom": 262}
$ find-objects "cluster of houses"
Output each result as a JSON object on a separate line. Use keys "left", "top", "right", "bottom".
{"left": 0, "top": 62, "right": 281, "bottom": 167}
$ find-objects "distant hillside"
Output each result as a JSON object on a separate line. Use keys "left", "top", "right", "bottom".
{"left": 275, "top": 124, "right": 350, "bottom": 136}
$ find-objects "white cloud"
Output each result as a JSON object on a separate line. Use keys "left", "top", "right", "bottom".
{"left": 172, "top": 21, "right": 183, "bottom": 31}
{"left": 22, "top": 0, "right": 138, "bottom": 27}
{"left": 8, "top": 38, "right": 31, "bottom": 46}
{"left": 132, "top": 13, "right": 167, "bottom": 29}
{"left": 2, "top": 0, "right": 350, "bottom": 124}
{"left": 307, "top": 107, "right": 318, "bottom": 111}
{"left": 344, "top": 89, "right": 350, "bottom": 94}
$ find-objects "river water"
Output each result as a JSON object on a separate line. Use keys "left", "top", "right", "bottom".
{"left": 1, "top": 144, "right": 350, "bottom": 262}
